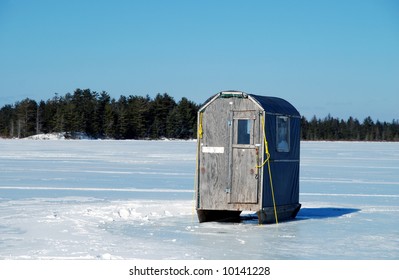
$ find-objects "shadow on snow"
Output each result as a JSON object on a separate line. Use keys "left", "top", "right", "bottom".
{"left": 296, "top": 207, "right": 360, "bottom": 220}
{"left": 236, "top": 207, "right": 360, "bottom": 224}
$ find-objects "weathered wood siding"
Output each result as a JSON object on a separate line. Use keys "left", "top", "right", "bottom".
{"left": 198, "top": 96, "right": 263, "bottom": 211}
{"left": 198, "top": 98, "right": 230, "bottom": 210}
{"left": 230, "top": 147, "right": 258, "bottom": 203}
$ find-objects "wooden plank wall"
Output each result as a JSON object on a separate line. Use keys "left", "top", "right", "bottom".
{"left": 198, "top": 96, "right": 263, "bottom": 211}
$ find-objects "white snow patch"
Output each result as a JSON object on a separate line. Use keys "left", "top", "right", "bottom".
{"left": 25, "top": 132, "right": 94, "bottom": 140}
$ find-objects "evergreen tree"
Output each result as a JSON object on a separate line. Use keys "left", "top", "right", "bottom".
{"left": 103, "top": 98, "right": 118, "bottom": 139}
{"left": 127, "top": 95, "right": 151, "bottom": 139}
{"left": 362, "top": 116, "right": 374, "bottom": 141}
{"left": 14, "top": 99, "right": 37, "bottom": 138}
{"left": 300, "top": 116, "right": 308, "bottom": 140}
{"left": 95, "top": 91, "right": 111, "bottom": 138}
{"left": 0, "top": 104, "right": 14, "bottom": 137}
{"left": 149, "top": 93, "right": 176, "bottom": 138}
{"left": 166, "top": 97, "right": 198, "bottom": 139}
{"left": 116, "top": 95, "right": 129, "bottom": 139}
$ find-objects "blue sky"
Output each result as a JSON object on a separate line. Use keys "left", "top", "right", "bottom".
{"left": 0, "top": 0, "right": 398, "bottom": 121}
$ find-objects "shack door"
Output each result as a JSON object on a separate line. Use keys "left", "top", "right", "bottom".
{"left": 229, "top": 111, "right": 260, "bottom": 204}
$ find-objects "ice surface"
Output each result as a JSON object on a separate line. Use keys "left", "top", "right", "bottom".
{"left": 0, "top": 139, "right": 398, "bottom": 259}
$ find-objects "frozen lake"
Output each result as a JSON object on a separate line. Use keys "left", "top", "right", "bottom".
{"left": 0, "top": 139, "right": 398, "bottom": 259}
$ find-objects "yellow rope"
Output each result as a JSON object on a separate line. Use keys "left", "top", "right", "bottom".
{"left": 257, "top": 115, "right": 279, "bottom": 224}
{"left": 198, "top": 112, "right": 203, "bottom": 139}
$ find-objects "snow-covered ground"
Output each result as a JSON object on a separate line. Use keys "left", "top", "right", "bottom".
{"left": 0, "top": 139, "right": 398, "bottom": 259}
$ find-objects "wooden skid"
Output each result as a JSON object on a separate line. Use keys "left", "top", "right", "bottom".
{"left": 257, "top": 204, "right": 301, "bottom": 224}
{"left": 197, "top": 209, "right": 242, "bottom": 223}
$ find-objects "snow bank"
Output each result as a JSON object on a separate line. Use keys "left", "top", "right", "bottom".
{"left": 26, "top": 132, "right": 94, "bottom": 140}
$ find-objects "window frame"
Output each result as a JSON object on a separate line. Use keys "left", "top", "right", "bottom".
{"left": 276, "top": 115, "right": 290, "bottom": 152}
{"left": 236, "top": 119, "right": 252, "bottom": 145}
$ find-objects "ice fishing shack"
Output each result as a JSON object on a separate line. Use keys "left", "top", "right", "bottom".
{"left": 195, "top": 91, "right": 301, "bottom": 224}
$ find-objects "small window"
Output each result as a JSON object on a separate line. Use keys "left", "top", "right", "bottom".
{"left": 237, "top": 119, "right": 251, "bottom": 144}
{"left": 276, "top": 116, "right": 290, "bottom": 152}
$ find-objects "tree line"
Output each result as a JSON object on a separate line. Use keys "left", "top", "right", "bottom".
{"left": 0, "top": 89, "right": 199, "bottom": 139}
{"left": 0, "top": 88, "right": 398, "bottom": 141}
{"left": 301, "top": 114, "right": 399, "bottom": 141}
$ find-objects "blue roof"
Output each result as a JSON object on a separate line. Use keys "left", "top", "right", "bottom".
{"left": 200, "top": 91, "right": 300, "bottom": 117}
{"left": 249, "top": 94, "right": 300, "bottom": 117}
